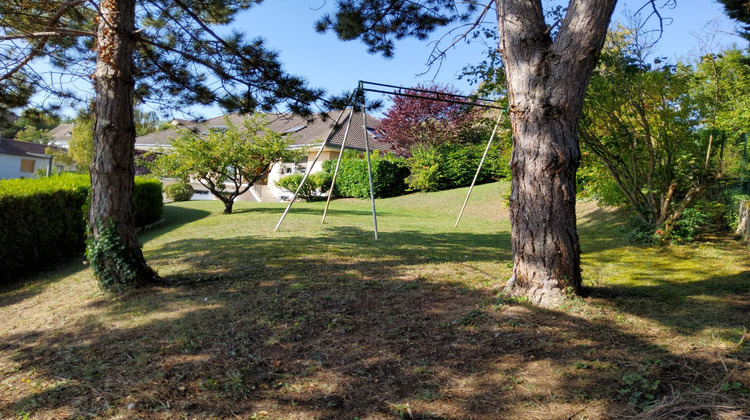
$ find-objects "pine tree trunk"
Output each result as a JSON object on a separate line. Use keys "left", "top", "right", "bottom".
{"left": 497, "top": 0, "right": 616, "bottom": 306}
{"left": 90, "top": 0, "right": 159, "bottom": 287}
{"left": 505, "top": 109, "right": 582, "bottom": 305}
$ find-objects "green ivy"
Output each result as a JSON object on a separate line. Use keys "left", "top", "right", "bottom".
{"left": 86, "top": 218, "right": 140, "bottom": 292}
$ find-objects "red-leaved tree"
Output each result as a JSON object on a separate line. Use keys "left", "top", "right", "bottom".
{"left": 376, "top": 84, "right": 482, "bottom": 156}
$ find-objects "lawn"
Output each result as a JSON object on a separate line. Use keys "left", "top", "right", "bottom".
{"left": 1, "top": 181, "right": 749, "bottom": 419}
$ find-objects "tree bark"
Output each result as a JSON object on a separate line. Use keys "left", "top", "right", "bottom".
{"left": 498, "top": 0, "right": 616, "bottom": 306}
{"left": 90, "top": 0, "right": 159, "bottom": 286}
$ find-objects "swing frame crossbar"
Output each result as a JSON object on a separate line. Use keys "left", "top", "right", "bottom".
{"left": 273, "top": 80, "right": 506, "bottom": 239}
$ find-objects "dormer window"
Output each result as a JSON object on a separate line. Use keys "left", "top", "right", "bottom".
{"left": 284, "top": 125, "right": 306, "bottom": 134}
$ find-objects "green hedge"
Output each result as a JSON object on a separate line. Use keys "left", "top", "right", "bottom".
{"left": 407, "top": 142, "right": 509, "bottom": 192}
{"left": 133, "top": 177, "right": 164, "bottom": 226}
{"left": 322, "top": 151, "right": 409, "bottom": 199}
{"left": 0, "top": 174, "right": 163, "bottom": 282}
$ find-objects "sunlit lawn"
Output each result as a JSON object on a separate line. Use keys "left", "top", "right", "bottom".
{"left": 1, "top": 182, "right": 749, "bottom": 419}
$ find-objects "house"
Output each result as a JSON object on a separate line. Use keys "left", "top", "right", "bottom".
{"left": 134, "top": 110, "right": 391, "bottom": 202}
{"left": 0, "top": 138, "right": 54, "bottom": 179}
{"left": 49, "top": 123, "right": 74, "bottom": 148}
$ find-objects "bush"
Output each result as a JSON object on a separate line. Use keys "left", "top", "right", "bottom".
{"left": 164, "top": 182, "right": 194, "bottom": 202}
{"left": 0, "top": 174, "right": 163, "bottom": 283}
{"left": 0, "top": 174, "right": 89, "bottom": 282}
{"left": 133, "top": 177, "right": 163, "bottom": 226}
{"left": 275, "top": 172, "right": 332, "bottom": 201}
{"left": 322, "top": 151, "right": 410, "bottom": 199}
{"left": 671, "top": 200, "right": 725, "bottom": 243}
{"left": 406, "top": 141, "right": 509, "bottom": 192}
{"left": 407, "top": 144, "right": 441, "bottom": 192}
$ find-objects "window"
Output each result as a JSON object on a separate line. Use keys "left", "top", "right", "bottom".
{"left": 20, "top": 159, "right": 35, "bottom": 173}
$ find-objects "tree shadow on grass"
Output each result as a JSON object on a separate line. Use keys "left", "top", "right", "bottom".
{"left": 0, "top": 258, "right": 88, "bottom": 309}
{"left": 2, "top": 226, "right": 748, "bottom": 418}
{"left": 2, "top": 272, "right": 745, "bottom": 418}
{"left": 588, "top": 269, "right": 750, "bottom": 338}
{"left": 139, "top": 204, "right": 213, "bottom": 242}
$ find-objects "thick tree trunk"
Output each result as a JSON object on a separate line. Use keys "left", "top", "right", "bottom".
{"left": 497, "top": 0, "right": 616, "bottom": 306}
{"left": 90, "top": 0, "right": 159, "bottom": 287}
{"left": 506, "top": 110, "right": 582, "bottom": 305}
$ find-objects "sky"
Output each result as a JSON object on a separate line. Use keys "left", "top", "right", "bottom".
{"left": 186, "top": 0, "right": 743, "bottom": 119}
{"left": 23, "top": 0, "right": 747, "bottom": 119}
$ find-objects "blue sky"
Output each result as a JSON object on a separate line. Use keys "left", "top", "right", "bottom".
{"left": 187, "top": 0, "right": 741, "bottom": 118}
{"left": 25, "top": 1, "right": 745, "bottom": 119}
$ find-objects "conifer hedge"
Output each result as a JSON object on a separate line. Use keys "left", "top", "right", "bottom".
{"left": 0, "top": 174, "right": 162, "bottom": 282}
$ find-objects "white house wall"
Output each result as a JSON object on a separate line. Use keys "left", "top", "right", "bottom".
{"left": 266, "top": 148, "right": 341, "bottom": 201}
{"left": 0, "top": 154, "right": 50, "bottom": 179}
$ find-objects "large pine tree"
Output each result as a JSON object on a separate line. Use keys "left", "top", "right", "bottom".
{"left": 1, "top": 0, "right": 326, "bottom": 289}
{"left": 317, "top": 0, "right": 618, "bottom": 306}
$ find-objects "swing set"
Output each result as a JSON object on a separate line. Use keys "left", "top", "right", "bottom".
{"left": 274, "top": 80, "right": 505, "bottom": 239}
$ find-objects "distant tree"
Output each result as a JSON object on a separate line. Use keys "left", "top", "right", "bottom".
{"left": 376, "top": 83, "right": 483, "bottom": 156}
{"left": 135, "top": 107, "right": 164, "bottom": 137}
{"left": 150, "top": 115, "right": 304, "bottom": 214}
{"left": 14, "top": 126, "right": 52, "bottom": 144}
{"left": 69, "top": 112, "right": 94, "bottom": 171}
{"left": 45, "top": 145, "right": 75, "bottom": 173}
{"left": 2, "top": 108, "right": 61, "bottom": 139}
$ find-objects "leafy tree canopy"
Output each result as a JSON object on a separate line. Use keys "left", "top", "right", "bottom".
{"left": 376, "top": 83, "right": 485, "bottom": 156}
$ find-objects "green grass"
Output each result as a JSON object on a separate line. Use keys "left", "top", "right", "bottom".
{"left": 1, "top": 181, "right": 749, "bottom": 419}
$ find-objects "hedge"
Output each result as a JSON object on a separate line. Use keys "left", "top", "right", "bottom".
{"left": 133, "top": 177, "right": 164, "bottom": 226}
{"left": 0, "top": 174, "right": 162, "bottom": 283}
{"left": 407, "top": 142, "right": 509, "bottom": 192}
{"left": 322, "top": 151, "right": 410, "bottom": 199}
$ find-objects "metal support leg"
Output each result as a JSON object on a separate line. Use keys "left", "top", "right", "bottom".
{"left": 274, "top": 92, "right": 354, "bottom": 232}
{"left": 455, "top": 112, "right": 504, "bottom": 228}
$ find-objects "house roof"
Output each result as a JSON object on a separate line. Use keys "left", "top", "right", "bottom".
{"left": 0, "top": 138, "right": 52, "bottom": 158}
{"left": 2, "top": 112, "right": 19, "bottom": 124}
{"left": 49, "top": 123, "right": 73, "bottom": 142}
{"left": 135, "top": 111, "right": 394, "bottom": 153}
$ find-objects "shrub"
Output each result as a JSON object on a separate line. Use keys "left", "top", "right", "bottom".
{"left": 164, "top": 182, "right": 194, "bottom": 202}
{"left": 406, "top": 142, "right": 509, "bottom": 192}
{"left": 670, "top": 200, "right": 725, "bottom": 243}
{"left": 0, "top": 174, "right": 89, "bottom": 282}
{"left": 0, "top": 174, "right": 163, "bottom": 283}
{"left": 133, "top": 177, "right": 163, "bottom": 226}
{"left": 323, "top": 151, "right": 410, "bottom": 199}
{"left": 407, "top": 144, "right": 441, "bottom": 192}
{"left": 275, "top": 172, "right": 332, "bottom": 201}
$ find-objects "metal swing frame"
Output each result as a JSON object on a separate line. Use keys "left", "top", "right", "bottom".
{"left": 274, "top": 80, "right": 505, "bottom": 239}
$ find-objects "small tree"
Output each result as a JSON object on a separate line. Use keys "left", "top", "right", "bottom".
{"left": 14, "top": 126, "right": 52, "bottom": 144}
{"left": 151, "top": 115, "right": 304, "bottom": 214}
{"left": 69, "top": 112, "right": 95, "bottom": 172}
